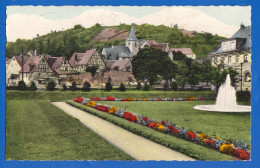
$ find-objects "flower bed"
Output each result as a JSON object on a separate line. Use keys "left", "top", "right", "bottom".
{"left": 74, "top": 96, "right": 207, "bottom": 102}
{"left": 73, "top": 96, "right": 250, "bottom": 160}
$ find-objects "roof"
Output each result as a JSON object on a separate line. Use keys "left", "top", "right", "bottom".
{"left": 15, "top": 55, "right": 29, "bottom": 67}
{"left": 6, "top": 58, "right": 11, "bottom": 65}
{"left": 210, "top": 25, "right": 251, "bottom": 54}
{"left": 150, "top": 43, "right": 168, "bottom": 52}
{"left": 170, "top": 48, "right": 195, "bottom": 55}
{"left": 231, "top": 26, "right": 251, "bottom": 50}
{"left": 19, "top": 56, "right": 42, "bottom": 73}
{"left": 126, "top": 24, "right": 138, "bottom": 41}
{"left": 69, "top": 48, "right": 97, "bottom": 67}
{"left": 46, "top": 56, "right": 64, "bottom": 70}
{"left": 105, "top": 59, "right": 131, "bottom": 71}
{"left": 103, "top": 46, "right": 133, "bottom": 60}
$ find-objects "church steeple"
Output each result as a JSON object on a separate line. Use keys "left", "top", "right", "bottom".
{"left": 126, "top": 24, "right": 138, "bottom": 41}
{"left": 125, "top": 23, "right": 140, "bottom": 55}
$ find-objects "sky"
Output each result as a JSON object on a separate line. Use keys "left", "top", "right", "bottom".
{"left": 6, "top": 6, "right": 251, "bottom": 42}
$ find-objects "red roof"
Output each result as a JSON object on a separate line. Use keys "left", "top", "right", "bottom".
{"left": 69, "top": 48, "right": 97, "bottom": 67}
{"left": 15, "top": 55, "right": 29, "bottom": 67}
{"left": 19, "top": 56, "right": 42, "bottom": 73}
{"left": 46, "top": 56, "right": 64, "bottom": 70}
{"left": 170, "top": 48, "right": 195, "bottom": 55}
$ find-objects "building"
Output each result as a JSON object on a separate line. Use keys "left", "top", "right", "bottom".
{"left": 102, "top": 24, "right": 172, "bottom": 60}
{"left": 208, "top": 24, "right": 251, "bottom": 91}
{"left": 170, "top": 48, "right": 196, "bottom": 60}
{"left": 105, "top": 59, "right": 132, "bottom": 72}
{"left": 69, "top": 48, "right": 105, "bottom": 73}
{"left": 45, "top": 56, "right": 76, "bottom": 78}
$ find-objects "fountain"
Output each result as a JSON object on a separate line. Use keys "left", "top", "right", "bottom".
{"left": 194, "top": 74, "right": 251, "bottom": 112}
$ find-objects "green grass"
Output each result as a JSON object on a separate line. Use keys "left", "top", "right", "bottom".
{"left": 6, "top": 90, "right": 216, "bottom": 101}
{"left": 6, "top": 99, "right": 133, "bottom": 160}
{"left": 99, "top": 101, "right": 251, "bottom": 147}
{"left": 67, "top": 100, "right": 236, "bottom": 161}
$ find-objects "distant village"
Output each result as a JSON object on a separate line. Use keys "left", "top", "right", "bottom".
{"left": 6, "top": 24, "right": 251, "bottom": 91}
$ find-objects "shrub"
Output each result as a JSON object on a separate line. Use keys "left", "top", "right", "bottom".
{"left": 142, "top": 83, "right": 150, "bottom": 91}
{"left": 46, "top": 81, "right": 56, "bottom": 91}
{"left": 71, "top": 82, "right": 77, "bottom": 91}
{"left": 82, "top": 81, "right": 91, "bottom": 92}
{"left": 18, "top": 80, "right": 27, "bottom": 91}
{"left": 136, "top": 82, "right": 142, "bottom": 90}
{"left": 105, "top": 82, "right": 113, "bottom": 91}
{"left": 62, "top": 84, "right": 67, "bottom": 91}
{"left": 29, "top": 82, "right": 37, "bottom": 91}
{"left": 119, "top": 83, "right": 126, "bottom": 91}
{"left": 171, "top": 81, "right": 178, "bottom": 91}
{"left": 236, "top": 91, "right": 251, "bottom": 102}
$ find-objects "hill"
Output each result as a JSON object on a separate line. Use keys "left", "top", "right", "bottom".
{"left": 5, "top": 23, "right": 225, "bottom": 59}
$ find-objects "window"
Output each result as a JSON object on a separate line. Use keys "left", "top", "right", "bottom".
{"left": 228, "top": 56, "right": 232, "bottom": 63}
{"left": 244, "top": 54, "right": 248, "bottom": 62}
{"left": 221, "top": 57, "right": 224, "bottom": 64}
{"left": 245, "top": 72, "right": 251, "bottom": 82}
{"left": 236, "top": 56, "right": 239, "bottom": 63}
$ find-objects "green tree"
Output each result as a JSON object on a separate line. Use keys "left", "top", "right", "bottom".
{"left": 86, "top": 66, "right": 98, "bottom": 78}
{"left": 18, "top": 80, "right": 27, "bottom": 91}
{"left": 175, "top": 61, "right": 189, "bottom": 89}
{"left": 119, "top": 83, "right": 126, "bottom": 91}
{"left": 132, "top": 48, "right": 176, "bottom": 86}
{"left": 46, "top": 81, "right": 56, "bottom": 91}
{"left": 187, "top": 61, "right": 202, "bottom": 90}
{"left": 71, "top": 82, "right": 77, "bottom": 91}
{"left": 201, "top": 60, "right": 214, "bottom": 86}
{"left": 29, "top": 81, "right": 37, "bottom": 91}
{"left": 82, "top": 81, "right": 91, "bottom": 92}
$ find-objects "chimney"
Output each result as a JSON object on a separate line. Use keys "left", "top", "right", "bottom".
{"left": 240, "top": 23, "right": 245, "bottom": 29}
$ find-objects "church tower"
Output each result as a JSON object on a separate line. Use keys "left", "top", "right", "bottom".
{"left": 125, "top": 24, "right": 140, "bottom": 55}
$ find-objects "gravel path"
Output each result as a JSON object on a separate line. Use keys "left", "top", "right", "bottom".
{"left": 52, "top": 102, "right": 195, "bottom": 161}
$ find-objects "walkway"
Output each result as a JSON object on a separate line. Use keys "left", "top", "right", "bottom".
{"left": 52, "top": 102, "right": 195, "bottom": 161}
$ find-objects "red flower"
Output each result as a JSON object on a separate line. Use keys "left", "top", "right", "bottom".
{"left": 95, "top": 105, "right": 109, "bottom": 112}
{"left": 187, "top": 131, "right": 197, "bottom": 140}
{"left": 91, "top": 97, "right": 101, "bottom": 101}
{"left": 143, "top": 117, "right": 148, "bottom": 121}
{"left": 200, "top": 97, "right": 204, "bottom": 101}
{"left": 122, "top": 99, "right": 129, "bottom": 101}
{"left": 172, "top": 98, "right": 175, "bottom": 101}
{"left": 161, "top": 121, "right": 166, "bottom": 125}
{"left": 106, "top": 96, "right": 115, "bottom": 101}
{"left": 73, "top": 97, "right": 83, "bottom": 103}
{"left": 205, "top": 139, "right": 215, "bottom": 146}
{"left": 148, "top": 123, "right": 156, "bottom": 128}
{"left": 172, "top": 127, "right": 179, "bottom": 134}
{"left": 158, "top": 98, "right": 162, "bottom": 101}
{"left": 168, "top": 125, "right": 174, "bottom": 130}
{"left": 234, "top": 149, "right": 250, "bottom": 160}
{"left": 123, "top": 112, "right": 136, "bottom": 122}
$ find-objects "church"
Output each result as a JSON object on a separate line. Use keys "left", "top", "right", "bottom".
{"left": 102, "top": 24, "right": 172, "bottom": 60}
{"left": 208, "top": 24, "right": 251, "bottom": 91}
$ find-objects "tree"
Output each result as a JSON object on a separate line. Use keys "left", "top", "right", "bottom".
{"left": 105, "top": 81, "right": 113, "bottom": 91}
{"left": 170, "top": 81, "right": 178, "bottom": 91}
{"left": 86, "top": 66, "right": 98, "bottom": 78}
{"left": 201, "top": 60, "right": 214, "bottom": 86}
{"left": 71, "top": 82, "right": 77, "bottom": 91}
{"left": 136, "top": 82, "right": 142, "bottom": 90}
{"left": 187, "top": 61, "right": 202, "bottom": 90}
{"left": 132, "top": 48, "right": 176, "bottom": 86}
{"left": 63, "top": 84, "right": 67, "bottom": 91}
{"left": 119, "top": 83, "right": 126, "bottom": 91}
{"left": 82, "top": 81, "right": 91, "bottom": 92}
{"left": 46, "top": 81, "right": 56, "bottom": 91}
{"left": 29, "top": 81, "right": 37, "bottom": 91}
{"left": 142, "top": 83, "right": 150, "bottom": 91}
{"left": 175, "top": 61, "right": 189, "bottom": 89}
{"left": 18, "top": 80, "right": 27, "bottom": 91}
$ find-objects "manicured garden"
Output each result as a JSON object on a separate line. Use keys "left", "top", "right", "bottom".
{"left": 5, "top": 99, "right": 133, "bottom": 160}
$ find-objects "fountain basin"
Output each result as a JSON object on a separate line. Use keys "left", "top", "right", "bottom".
{"left": 193, "top": 105, "right": 251, "bottom": 112}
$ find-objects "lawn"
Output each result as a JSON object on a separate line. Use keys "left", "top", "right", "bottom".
{"left": 100, "top": 101, "right": 251, "bottom": 146}
{"left": 6, "top": 99, "right": 133, "bottom": 160}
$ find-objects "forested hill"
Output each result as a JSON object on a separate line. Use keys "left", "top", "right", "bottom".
{"left": 6, "top": 23, "right": 225, "bottom": 59}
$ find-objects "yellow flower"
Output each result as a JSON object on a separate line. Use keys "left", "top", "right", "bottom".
{"left": 219, "top": 143, "right": 234, "bottom": 155}
{"left": 154, "top": 121, "right": 158, "bottom": 125}
{"left": 141, "top": 98, "right": 147, "bottom": 101}
{"left": 109, "top": 106, "right": 117, "bottom": 114}
{"left": 214, "top": 136, "right": 220, "bottom": 140}
{"left": 157, "top": 125, "right": 164, "bottom": 131}
{"left": 87, "top": 101, "right": 96, "bottom": 107}
{"left": 197, "top": 134, "right": 208, "bottom": 142}
{"left": 127, "top": 97, "right": 135, "bottom": 101}
{"left": 156, "top": 123, "right": 163, "bottom": 128}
